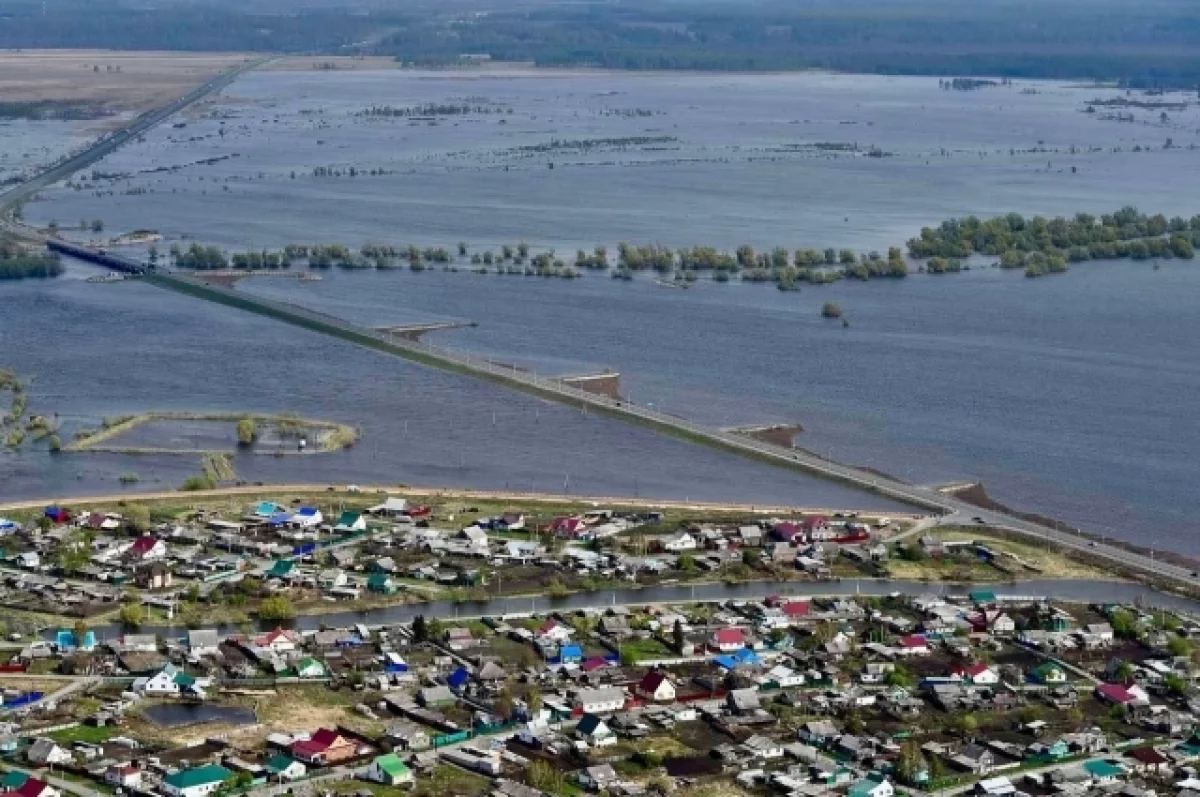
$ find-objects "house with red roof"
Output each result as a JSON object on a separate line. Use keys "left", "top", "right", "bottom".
{"left": 801, "top": 515, "right": 833, "bottom": 540}
{"left": 257, "top": 627, "right": 300, "bottom": 653}
{"left": 782, "top": 600, "right": 811, "bottom": 619}
{"left": 712, "top": 627, "right": 746, "bottom": 653}
{"left": 536, "top": 619, "right": 573, "bottom": 644}
{"left": 551, "top": 517, "right": 588, "bottom": 539}
{"left": 896, "top": 635, "right": 930, "bottom": 655}
{"left": 125, "top": 535, "right": 167, "bottom": 561}
{"left": 291, "top": 729, "right": 357, "bottom": 765}
{"left": 581, "top": 657, "right": 609, "bottom": 673}
{"left": 1095, "top": 682, "right": 1149, "bottom": 707}
{"left": 772, "top": 522, "right": 801, "bottom": 543}
{"left": 951, "top": 662, "right": 999, "bottom": 685}
{"left": 636, "top": 670, "right": 676, "bottom": 702}
{"left": 1125, "top": 746, "right": 1169, "bottom": 775}
{"left": 16, "top": 778, "right": 60, "bottom": 797}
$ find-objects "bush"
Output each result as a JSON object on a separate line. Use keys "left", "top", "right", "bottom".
{"left": 257, "top": 595, "right": 296, "bottom": 620}
{"left": 118, "top": 603, "right": 145, "bottom": 628}
{"left": 821, "top": 301, "right": 842, "bottom": 319}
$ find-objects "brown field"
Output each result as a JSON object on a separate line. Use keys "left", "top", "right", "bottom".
{"left": 0, "top": 50, "right": 250, "bottom": 119}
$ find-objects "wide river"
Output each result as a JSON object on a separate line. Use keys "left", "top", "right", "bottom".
{"left": 10, "top": 68, "right": 1200, "bottom": 552}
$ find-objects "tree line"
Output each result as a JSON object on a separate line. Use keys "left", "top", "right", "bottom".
{"left": 908, "top": 207, "right": 1198, "bottom": 278}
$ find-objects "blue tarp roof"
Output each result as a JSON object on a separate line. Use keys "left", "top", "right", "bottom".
{"left": 447, "top": 667, "right": 470, "bottom": 689}
{"left": 560, "top": 644, "right": 583, "bottom": 659}
{"left": 715, "top": 648, "right": 760, "bottom": 669}
{"left": 714, "top": 654, "right": 739, "bottom": 670}
{"left": 268, "top": 514, "right": 293, "bottom": 526}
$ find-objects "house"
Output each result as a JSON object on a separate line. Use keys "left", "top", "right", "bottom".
{"left": 293, "top": 507, "right": 324, "bottom": 528}
{"left": 849, "top": 775, "right": 893, "bottom": 797}
{"left": 782, "top": 600, "right": 811, "bottom": 619}
{"left": 763, "top": 664, "right": 805, "bottom": 689}
{"left": 444, "top": 627, "right": 476, "bottom": 651}
{"left": 26, "top": 738, "right": 71, "bottom": 766}
{"left": 536, "top": 620, "right": 573, "bottom": 645}
{"left": 267, "top": 559, "right": 295, "bottom": 579}
{"left": 727, "top": 688, "right": 761, "bottom": 715}
{"left": 104, "top": 766, "right": 142, "bottom": 789}
{"left": 15, "top": 551, "right": 39, "bottom": 569}
{"left": 798, "top": 720, "right": 839, "bottom": 747}
{"left": 636, "top": 671, "right": 676, "bottom": 702}
{"left": 253, "top": 502, "right": 286, "bottom": 518}
{"left": 1125, "top": 746, "right": 1169, "bottom": 775}
{"left": 385, "top": 722, "right": 430, "bottom": 751}
{"left": 1082, "top": 759, "right": 1125, "bottom": 783}
{"left": 291, "top": 728, "right": 357, "bottom": 765}
{"left": 742, "top": 735, "right": 784, "bottom": 760}
{"left": 294, "top": 657, "right": 327, "bottom": 679}
{"left": 265, "top": 756, "right": 307, "bottom": 782}
{"left": 575, "top": 713, "right": 616, "bottom": 747}
{"left": 419, "top": 685, "right": 455, "bottom": 707}
{"left": 258, "top": 627, "right": 299, "bottom": 653}
{"left": 134, "top": 561, "right": 173, "bottom": 589}
{"left": 1096, "top": 683, "right": 1149, "bottom": 707}
{"left": 662, "top": 531, "right": 697, "bottom": 552}
{"left": 317, "top": 569, "right": 348, "bottom": 590}
{"left": 518, "top": 719, "right": 554, "bottom": 748}
{"left": 1030, "top": 662, "right": 1067, "bottom": 685}
{"left": 802, "top": 515, "right": 832, "bottom": 539}
{"left": 953, "top": 662, "right": 1000, "bottom": 686}
{"left": 188, "top": 629, "right": 220, "bottom": 657}
{"left": 713, "top": 627, "right": 746, "bottom": 652}
{"left": 367, "top": 573, "right": 397, "bottom": 594}
{"left": 126, "top": 535, "right": 167, "bottom": 561}
{"left": 162, "top": 765, "right": 233, "bottom": 797}
{"left": 366, "top": 753, "right": 414, "bottom": 786}
{"left": 600, "top": 616, "right": 632, "bottom": 637}
{"left": 578, "top": 764, "right": 620, "bottom": 791}
{"left": 15, "top": 779, "right": 60, "bottom": 797}
{"left": 118, "top": 633, "right": 159, "bottom": 653}
{"left": 366, "top": 497, "right": 408, "bottom": 518}
{"left": 334, "top": 511, "right": 367, "bottom": 533}
{"left": 575, "top": 687, "right": 625, "bottom": 714}
{"left": 897, "top": 635, "right": 930, "bottom": 655}
{"left": 953, "top": 743, "right": 996, "bottom": 774}
{"left": 136, "top": 665, "right": 205, "bottom": 698}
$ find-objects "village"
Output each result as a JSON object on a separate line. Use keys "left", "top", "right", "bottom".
{"left": 0, "top": 492, "right": 1193, "bottom": 797}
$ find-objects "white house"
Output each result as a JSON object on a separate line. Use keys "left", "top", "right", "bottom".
{"left": 575, "top": 713, "right": 616, "bottom": 747}
{"left": 953, "top": 663, "right": 1000, "bottom": 686}
{"left": 763, "top": 665, "right": 805, "bottom": 688}
{"left": 713, "top": 627, "right": 747, "bottom": 652}
{"left": 105, "top": 766, "right": 142, "bottom": 789}
{"left": 292, "top": 507, "right": 324, "bottom": 528}
{"left": 26, "top": 738, "right": 72, "bottom": 766}
{"left": 257, "top": 628, "right": 299, "bottom": 653}
{"left": 15, "top": 551, "right": 39, "bottom": 569}
{"left": 743, "top": 734, "right": 784, "bottom": 760}
{"left": 536, "top": 620, "right": 573, "bottom": 645}
{"left": 188, "top": 629, "right": 220, "bottom": 657}
{"left": 662, "top": 531, "right": 697, "bottom": 552}
{"left": 575, "top": 687, "right": 625, "bottom": 714}
{"left": 636, "top": 671, "right": 677, "bottom": 702}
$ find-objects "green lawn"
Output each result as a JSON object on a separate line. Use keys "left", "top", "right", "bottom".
{"left": 332, "top": 766, "right": 490, "bottom": 797}
{"left": 48, "top": 725, "right": 117, "bottom": 744}
{"left": 617, "top": 637, "right": 673, "bottom": 662}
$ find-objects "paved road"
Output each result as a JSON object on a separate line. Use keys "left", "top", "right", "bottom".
{"left": 0, "top": 56, "right": 269, "bottom": 227}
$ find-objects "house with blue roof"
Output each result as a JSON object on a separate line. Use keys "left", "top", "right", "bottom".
{"left": 559, "top": 644, "right": 584, "bottom": 663}
{"left": 253, "top": 502, "right": 286, "bottom": 518}
{"left": 447, "top": 666, "right": 471, "bottom": 691}
{"left": 293, "top": 506, "right": 323, "bottom": 528}
{"left": 715, "top": 647, "right": 760, "bottom": 670}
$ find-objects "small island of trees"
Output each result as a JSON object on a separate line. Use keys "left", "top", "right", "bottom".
{"left": 907, "top": 206, "right": 1197, "bottom": 278}
{"left": 0, "top": 235, "right": 63, "bottom": 280}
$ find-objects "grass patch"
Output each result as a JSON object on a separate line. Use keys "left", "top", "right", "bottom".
{"left": 47, "top": 725, "right": 117, "bottom": 744}
{"left": 616, "top": 637, "right": 673, "bottom": 662}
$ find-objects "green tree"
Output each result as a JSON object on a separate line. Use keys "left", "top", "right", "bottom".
{"left": 412, "top": 615, "right": 427, "bottom": 642}
{"left": 236, "top": 417, "right": 257, "bottom": 446}
{"left": 125, "top": 504, "right": 151, "bottom": 532}
{"left": 526, "top": 760, "right": 563, "bottom": 793}
{"left": 1164, "top": 673, "right": 1189, "bottom": 696}
{"left": 897, "top": 740, "right": 928, "bottom": 784}
{"left": 1167, "top": 636, "right": 1192, "bottom": 657}
{"left": 672, "top": 619, "right": 685, "bottom": 652}
{"left": 1109, "top": 608, "right": 1139, "bottom": 638}
{"left": 527, "top": 688, "right": 542, "bottom": 715}
{"left": 53, "top": 529, "right": 91, "bottom": 574}
{"left": 678, "top": 552, "right": 696, "bottom": 571}
{"left": 1114, "top": 659, "right": 1135, "bottom": 681}
{"left": 257, "top": 595, "right": 296, "bottom": 620}
{"left": 119, "top": 602, "right": 146, "bottom": 628}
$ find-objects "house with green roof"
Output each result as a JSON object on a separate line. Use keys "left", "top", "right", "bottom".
{"left": 162, "top": 764, "right": 232, "bottom": 797}
{"left": 334, "top": 511, "right": 366, "bottom": 533}
{"left": 267, "top": 559, "right": 295, "bottom": 579}
{"left": 1, "top": 771, "right": 29, "bottom": 790}
{"left": 366, "top": 753, "right": 413, "bottom": 786}
{"left": 969, "top": 590, "right": 997, "bottom": 606}
{"left": 367, "top": 573, "right": 398, "bottom": 594}
{"left": 1083, "top": 760, "right": 1125, "bottom": 782}
{"left": 848, "top": 774, "right": 893, "bottom": 797}
{"left": 1030, "top": 662, "right": 1068, "bottom": 685}
{"left": 294, "top": 657, "right": 328, "bottom": 679}
{"left": 266, "top": 755, "right": 306, "bottom": 781}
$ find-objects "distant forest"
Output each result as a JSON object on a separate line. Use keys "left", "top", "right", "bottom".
{"left": 3, "top": 0, "right": 1200, "bottom": 88}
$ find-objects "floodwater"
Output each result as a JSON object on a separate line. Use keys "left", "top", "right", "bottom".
{"left": 142, "top": 702, "right": 256, "bottom": 727}
{"left": 0, "top": 118, "right": 90, "bottom": 186}
{"left": 0, "top": 260, "right": 908, "bottom": 512}
{"left": 10, "top": 68, "right": 1200, "bottom": 552}
{"left": 71, "top": 577, "right": 1200, "bottom": 640}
